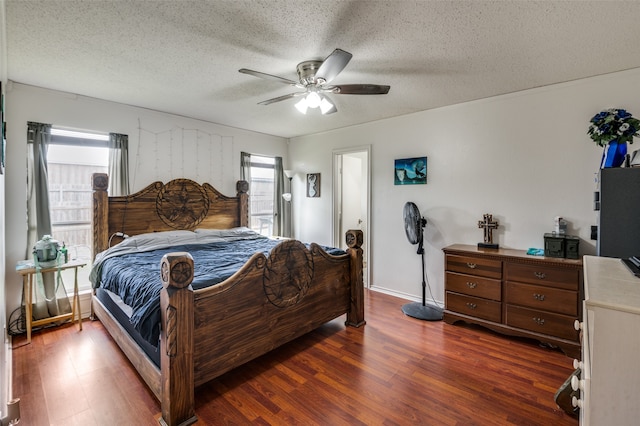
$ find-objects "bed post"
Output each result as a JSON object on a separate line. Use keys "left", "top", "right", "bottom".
{"left": 345, "top": 229, "right": 366, "bottom": 327}
{"left": 159, "top": 253, "right": 197, "bottom": 426}
{"left": 237, "top": 180, "right": 249, "bottom": 227}
{"left": 92, "top": 173, "right": 109, "bottom": 257}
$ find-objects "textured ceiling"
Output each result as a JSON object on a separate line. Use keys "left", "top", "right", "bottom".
{"left": 6, "top": 0, "right": 640, "bottom": 138}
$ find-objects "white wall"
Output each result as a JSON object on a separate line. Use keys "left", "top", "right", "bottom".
{"left": 3, "top": 82, "right": 288, "bottom": 317}
{"left": 0, "top": 110, "right": 6, "bottom": 419}
{"left": 290, "top": 68, "right": 640, "bottom": 302}
{"left": 0, "top": 0, "right": 9, "bottom": 417}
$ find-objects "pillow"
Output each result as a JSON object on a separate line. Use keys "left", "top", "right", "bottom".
{"left": 194, "top": 226, "right": 251, "bottom": 235}
{"left": 194, "top": 227, "right": 263, "bottom": 242}
{"left": 115, "top": 230, "right": 197, "bottom": 249}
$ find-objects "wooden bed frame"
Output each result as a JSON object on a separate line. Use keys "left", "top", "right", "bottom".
{"left": 90, "top": 173, "right": 365, "bottom": 426}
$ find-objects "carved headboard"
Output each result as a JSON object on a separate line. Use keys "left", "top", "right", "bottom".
{"left": 91, "top": 173, "right": 249, "bottom": 255}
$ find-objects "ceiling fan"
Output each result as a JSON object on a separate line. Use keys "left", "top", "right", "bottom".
{"left": 239, "top": 48, "right": 390, "bottom": 115}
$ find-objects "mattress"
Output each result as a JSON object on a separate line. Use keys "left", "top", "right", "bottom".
{"left": 95, "top": 287, "right": 161, "bottom": 367}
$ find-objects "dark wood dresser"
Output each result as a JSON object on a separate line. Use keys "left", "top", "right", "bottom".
{"left": 443, "top": 244, "right": 582, "bottom": 358}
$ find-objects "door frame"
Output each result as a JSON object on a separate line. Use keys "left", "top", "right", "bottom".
{"left": 332, "top": 145, "right": 371, "bottom": 288}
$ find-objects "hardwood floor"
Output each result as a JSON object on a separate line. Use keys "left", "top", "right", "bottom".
{"left": 11, "top": 290, "right": 578, "bottom": 425}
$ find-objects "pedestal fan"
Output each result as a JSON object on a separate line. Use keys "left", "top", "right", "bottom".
{"left": 401, "top": 202, "right": 443, "bottom": 321}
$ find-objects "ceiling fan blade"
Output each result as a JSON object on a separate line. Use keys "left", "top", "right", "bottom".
{"left": 333, "top": 84, "right": 390, "bottom": 95}
{"left": 257, "top": 92, "right": 305, "bottom": 105}
{"left": 315, "top": 49, "right": 353, "bottom": 84}
{"left": 239, "top": 68, "right": 298, "bottom": 85}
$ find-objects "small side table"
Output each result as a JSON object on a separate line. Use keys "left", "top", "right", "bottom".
{"left": 16, "top": 260, "right": 86, "bottom": 343}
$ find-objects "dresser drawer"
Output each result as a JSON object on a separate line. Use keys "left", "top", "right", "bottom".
{"left": 505, "top": 281, "right": 578, "bottom": 316}
{"left": 504, "top": 262, "right": 579, "bottom": 290}
{"left": 446, "top": 254, "right": 502, "bottom": 279}
{"left": 446, "top": 292, "right": 501, "bottom": 322}
{"left": 505, "top": 305, "right": 579, "bottom": 341}
{"left": 446, "top": 272, "right": 501, "bottom": 301}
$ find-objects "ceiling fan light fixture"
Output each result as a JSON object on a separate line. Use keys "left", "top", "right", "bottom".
{"left": 306, "top": 91, "right": 321, "bottom": 108}
{"left": 295, "top": 91, "right": 334, "bottom": 114}
{"left": 295, "top": 97, "right": 309, "bottom": 114}
{"left": 319, "top": 96, "right": 336, "bottom": 115}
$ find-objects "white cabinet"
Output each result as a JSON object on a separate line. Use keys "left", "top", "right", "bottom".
{"left": 576, "top": 256, "right": 640, "bottom": 425}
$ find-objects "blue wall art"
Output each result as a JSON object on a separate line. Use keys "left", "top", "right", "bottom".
{"left": 394, "top": 157, "right": 427, "bottom": 185}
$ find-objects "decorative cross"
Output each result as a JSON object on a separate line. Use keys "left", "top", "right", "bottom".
{"left": 478, "top": 214, "right": 499, "bottom": 244}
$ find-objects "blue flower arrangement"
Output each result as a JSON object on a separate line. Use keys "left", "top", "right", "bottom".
{"left": 588, "top": 108, "right": 640, "bottom": 147}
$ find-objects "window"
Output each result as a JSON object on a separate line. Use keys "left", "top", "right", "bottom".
{"left": 246, "top": 155, "right": 275, "bottom": 236}
{"left": 48, "top": 128, "right": 109, "bottom": 291}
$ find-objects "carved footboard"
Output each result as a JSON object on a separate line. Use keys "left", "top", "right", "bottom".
{"left": 157, "top": 230, "right": 365, "bottom": 426}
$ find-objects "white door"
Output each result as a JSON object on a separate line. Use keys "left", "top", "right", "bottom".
{"left": 333, "top": 147, "right": 370, "bottom": 287}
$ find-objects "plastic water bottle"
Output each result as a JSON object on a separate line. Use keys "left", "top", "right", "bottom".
{"left": 61, "top": 242, "right": 68, "bottom": 263}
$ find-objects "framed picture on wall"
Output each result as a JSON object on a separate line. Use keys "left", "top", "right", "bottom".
{"left": 307, "top": 173, "right": 320, "bottom": 197}
{"left": 394, "top": 157, "right": 427, "bottom": 185}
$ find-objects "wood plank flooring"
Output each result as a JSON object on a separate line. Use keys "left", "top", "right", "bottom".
{"left": 11, "top": 290, "right": 578, "bottom": 425}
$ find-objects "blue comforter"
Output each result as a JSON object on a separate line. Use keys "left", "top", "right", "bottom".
{"left": 90, "top": 228, "right": 344, "bottom": 345}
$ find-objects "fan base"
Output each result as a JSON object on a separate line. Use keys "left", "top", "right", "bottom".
{"left": 401, "top": 302, "right": 443, "bottom": 321}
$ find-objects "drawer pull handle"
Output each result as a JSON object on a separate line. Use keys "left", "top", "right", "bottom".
{"left": 571, "top": 396, "right": 583, "bottom": 409}
{"left": 466, "top": 262, "right": 477, "bottom": 269}
{"left": 570, "top": 375, "right": 586, "bottom": 392}
{"left": 532, "top": 317, "right": 545, "bottom": 326}
{"left": 534, "top": 272, "right": 546, "bottom": 279}
{"left": 574, "top": 320, "right": 582, "bottom": 331}
{"left": 466, "top": 282, "right": 477, "bottom": 289}
{"left": 533, "top": 293, "right": 546, "bottom": 301}
{"left": 466, "top": 302, "right": 477, "bottom": 309}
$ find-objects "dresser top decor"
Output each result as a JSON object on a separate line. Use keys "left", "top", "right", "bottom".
{"left": 477, "top": 213, "right": 499, "bottom": 250}
{"left": 588, "top": 108, "right": 639, "bottom": 146}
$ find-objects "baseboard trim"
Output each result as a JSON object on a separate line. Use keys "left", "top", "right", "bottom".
{"left": 368, "top": 286, "right": 444, "bottom": 307}
{"left": 79, "top": 290, "right": 93, "bottom": 319}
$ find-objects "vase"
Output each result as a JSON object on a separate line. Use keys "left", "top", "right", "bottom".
{"left": 600, "top": 140, "right": 627, "bottom": 168}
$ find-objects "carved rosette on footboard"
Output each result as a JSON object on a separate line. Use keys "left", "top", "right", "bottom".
{"left": 263, "top": 240, "right": 314, "bottom": 308}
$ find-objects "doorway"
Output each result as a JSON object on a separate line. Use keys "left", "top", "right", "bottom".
{"left": 333, "top": 147, "right": 370, "bottom": 287}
